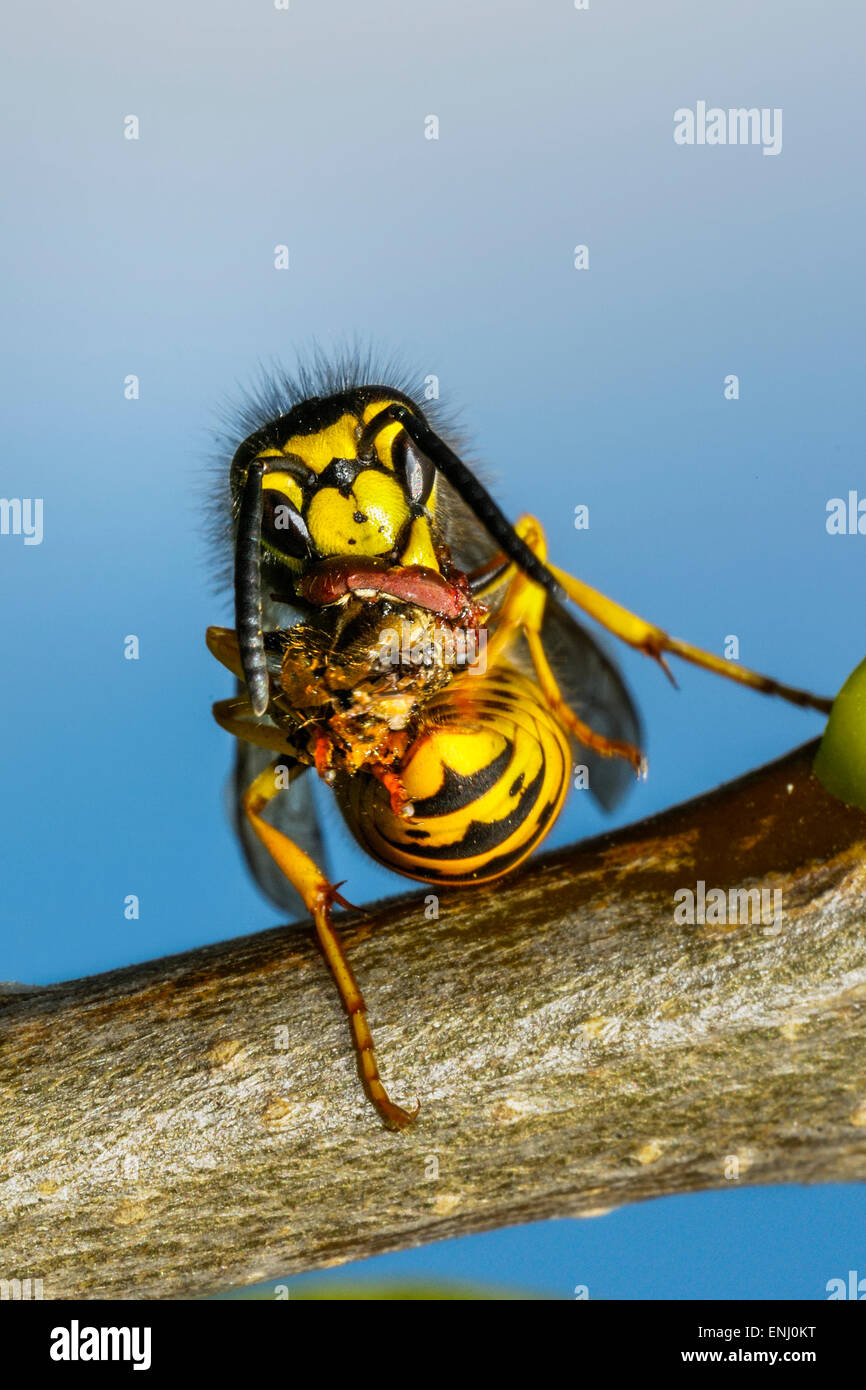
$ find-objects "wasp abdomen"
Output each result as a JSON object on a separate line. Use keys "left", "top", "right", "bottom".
{"left": 339, "top": 667, "right": 572, "bottom": 885}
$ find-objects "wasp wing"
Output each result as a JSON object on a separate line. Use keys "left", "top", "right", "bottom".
{"left": 229, "top": 740, "right": 326, "bottom": 920}
{"left": 482, "top": 585, "right": 642, "bottom": 815}
{"left": 538, "top": 596, "right": 642, "bottom": 812}
{"left": 432, "top": 472, "right": 505, "bottom": 573}
{"left": 223, "top": 593, "right": 329, "bottom": 921}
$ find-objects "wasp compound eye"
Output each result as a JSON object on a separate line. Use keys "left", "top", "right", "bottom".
{"left": 262, "top": 489, "right": 312, "bottom": 560}
{"left": 397, "top": 435, "right": 435, "bottom": 507}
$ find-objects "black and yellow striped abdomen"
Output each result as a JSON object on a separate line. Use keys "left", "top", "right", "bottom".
{"left": 338, "top": 666, "right": 572, "bottom": 885}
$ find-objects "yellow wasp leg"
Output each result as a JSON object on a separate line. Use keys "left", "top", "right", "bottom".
{"left": 207, "top": 625, "right": 246, "bottom": 681}
{"left": 480, "top": 520, "right": 646, "bottom": 773}
{"left": 471, "top": 518, "right": 833, "bottom": 716}
{"left": 524, "top": 626, "right": 646, "bottom": 775}
{"left": 242, "top": 758, "right": 418, "bottom": 1132}
{"left": 543, "top": 555, "right": 833, "bottom": 715}
{"left": 212, "top": 696, "right": 300, "bottom": 755}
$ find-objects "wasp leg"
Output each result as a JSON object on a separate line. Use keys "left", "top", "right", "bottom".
{"left": 212, "top": 696, "right": 301, "bottom": 755}
{"left": 543, "top": 548, "right": 833, "bottom": 715}
{"left": 241, "top": 758, "right": 418, "bottom": 1132}
{"left": 524, "top": 621, "right": 646, "bottom": 775}
{"left": 472, "top": 517, "right": 833, "bottom": 717}
{"left": 207, "top": 625, "right": 246, "bottom": 681}
{"left": 479, "top": 520, "right": 646, "bottom": 773}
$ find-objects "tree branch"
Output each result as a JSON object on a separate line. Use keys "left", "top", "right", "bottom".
{"left": 3, "top": 738, "right": 866, "bottom": 1299}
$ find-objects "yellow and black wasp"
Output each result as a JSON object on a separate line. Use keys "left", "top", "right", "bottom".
{"left": 207, "top": 355, "right": 832, "bottom": 1129}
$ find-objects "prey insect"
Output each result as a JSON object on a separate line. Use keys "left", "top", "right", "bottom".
{"left": 208, "top": 362, "right": 832, "bottom": 1129}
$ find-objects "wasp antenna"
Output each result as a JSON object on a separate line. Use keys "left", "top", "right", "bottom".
{"left": 358, "top": 405, "right": 570, "bottom": 608}
{"left": 234, "top": 459, "right": 270, "bottom": 716}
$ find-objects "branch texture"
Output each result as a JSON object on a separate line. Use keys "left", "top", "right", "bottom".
{"left": 2, "top": 738, "right": 866, "bottom": 1299}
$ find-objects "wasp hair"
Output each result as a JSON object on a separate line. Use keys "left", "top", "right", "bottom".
{"left": 204, "top": 341, "right": 474, "bottom": 601}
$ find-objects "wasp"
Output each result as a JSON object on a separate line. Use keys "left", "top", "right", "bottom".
{"left": 207, "top": 358, "right": 832, "bottom": 1129}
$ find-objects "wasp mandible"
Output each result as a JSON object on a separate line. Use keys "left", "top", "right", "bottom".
{"left": 207, "top": 360, "right": 831, "bottom": 1129}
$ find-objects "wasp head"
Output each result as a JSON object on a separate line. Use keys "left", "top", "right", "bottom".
{"left": 231, "top": 387, "right": 443, "bottom": 714}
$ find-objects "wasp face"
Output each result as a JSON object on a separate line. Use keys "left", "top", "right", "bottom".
{"left": 232, "top": 378, "right": 558, "bottom": 716}
{"left": 232, "top": 387, "right": 438, "bottom": 584}
{"left": 230, "top": 386, "right": 457, "bottom": 715}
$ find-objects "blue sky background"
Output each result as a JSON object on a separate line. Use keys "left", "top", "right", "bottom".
{"left": 1, "top": 0, "right": 864, "bottom": 1298}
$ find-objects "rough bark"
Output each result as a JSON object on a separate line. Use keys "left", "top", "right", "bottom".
{"left": 2, "top": 738, "right": 866, "bottom": 1300}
